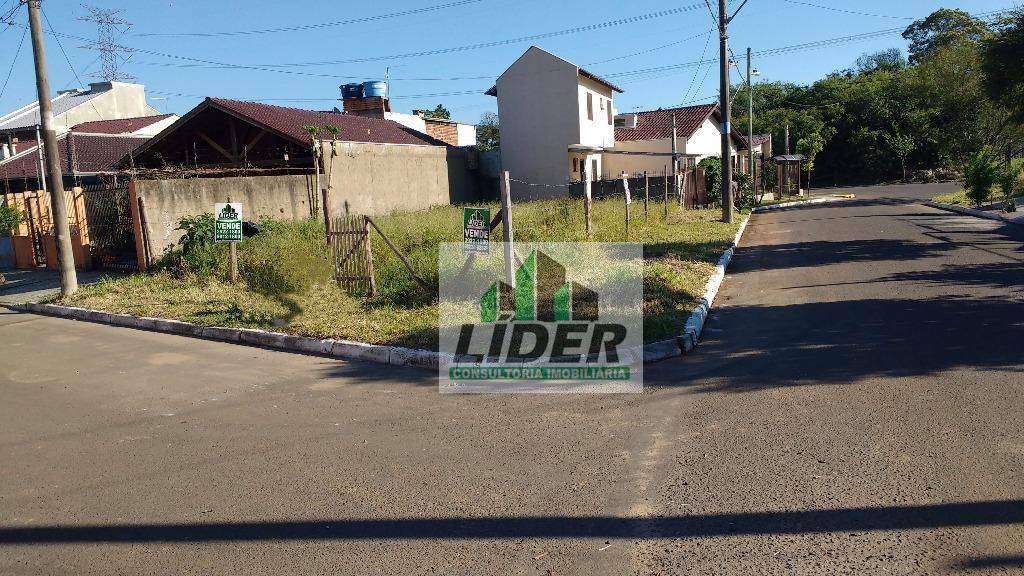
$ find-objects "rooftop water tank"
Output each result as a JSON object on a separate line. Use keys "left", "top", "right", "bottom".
{"left": 362, "top": 80, "right": 387, "bottom": 98}
{"left": 341, "top": 83, "right": 363, "bottom": 99}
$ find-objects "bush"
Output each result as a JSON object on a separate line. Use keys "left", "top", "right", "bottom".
{"left": 0, "top": 203, "right": 25, "bottom": 235}
{"left": 155, "top": 213, "right": 227, "bottom": 279}
{"left": 964, "top": 149, "right": 1000, "bottom": 206}
{"left": 996, "top": 159, "right": 1024, "bottom": 201}
{"left": 698, "top": 156, "right": 722, "bottom": 206}
{"left": 237, "top": 218, "right": 331, "bottom": 296}
{"left": 735, "top": 172, "right": 756, "bottom": 208}
{"left": 1006, "top": 198, "right": 1018, "bottom": 213}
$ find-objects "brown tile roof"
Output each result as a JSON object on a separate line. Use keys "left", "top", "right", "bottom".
{"left": 615, "top": 104, "right": 717, "bottom": 142}
{"left": 70, "top": 114, "right": 175, "bottom": 135}
{"left": 751, "top": 133, "right": 771, "bottom": 146}
{"left": 207, "top": 98, "right": 445, "bottom": 146}
{"left": 0, "top": 133, "right": 147, "bottom": 178}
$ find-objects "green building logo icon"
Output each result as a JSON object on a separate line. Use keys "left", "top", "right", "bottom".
{"left": 479, "top": 250, "right": 598, "bottom": 324}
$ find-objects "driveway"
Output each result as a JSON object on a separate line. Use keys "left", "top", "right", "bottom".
{"left": 1, "top": 182, "right": 1022, "bottom": 574}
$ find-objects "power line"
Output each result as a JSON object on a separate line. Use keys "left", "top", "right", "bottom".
{"left": 586, "top": 29, "right": 713, "bottom": 66}
{"left": 134, "top": 0, "right": 487, "bottom": 38}
{"left": 0, "top": 25, "right": 27, "bottom": 100}
{"left": 78, "top": 5, "right": 134, "bottom": 81}
{"left": 779, "top": 0, "right": 914, "bottom": 20}
{"left": 42, "top": 8, "right": 107, "bottom": 121}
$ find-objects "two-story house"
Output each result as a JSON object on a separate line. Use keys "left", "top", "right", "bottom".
{"left": 485, "top": 46, "right": 622, "bottom": 199}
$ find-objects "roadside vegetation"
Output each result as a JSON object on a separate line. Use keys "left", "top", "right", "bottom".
{"left": 63, "top": 199, "right": 743, "bottom": 349}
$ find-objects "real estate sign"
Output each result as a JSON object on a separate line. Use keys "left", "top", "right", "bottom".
{"left": 214, "top": 202, "right": 243, "bottom": 243}
{"left": 463, "top": 207, "right": 490, "bottom": 253}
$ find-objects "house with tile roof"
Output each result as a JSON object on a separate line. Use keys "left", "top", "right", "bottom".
{"left": 0, "top": 115, "right": 177, "bottom": 193}
{"left": 602, "top": 104, "right": 750, "bottom": 177}
{"left": 0, "top": 82, "right": 165, "bottom": 160}
{"left": 485, "top": 46, "right": 623, "bottom": 199}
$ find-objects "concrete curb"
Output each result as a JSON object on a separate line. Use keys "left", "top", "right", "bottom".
{"left": 640, "top": 194, "right": 853, "bottom": 363}
{"left": 11, "top": 196, "right": 852, "bottom": 369}
{"left": 924, "top": 200, "right": 1024, "bottom": 228}
{"left": 8, "top": 301, "right": 438, "bottom": 369}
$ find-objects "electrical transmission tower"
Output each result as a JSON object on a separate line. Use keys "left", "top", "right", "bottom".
{"left": 78, "top": 5, "right": 134, "bottom": 82}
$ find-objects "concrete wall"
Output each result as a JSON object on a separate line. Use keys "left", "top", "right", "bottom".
{"left": 576, "top": 75, "right": 615, "bottom": 150}
{"left": 322, "top": 141, "right": 476, "bottom": 215}
{"left": 136, "top": 174, "right": 315, "bottom": 254}
{"left": 494, "top": 47, "right": 582, "bottom": 199}
{"left": 602, "top": 138, "right": 674, "bottom": 177}
{"left": 54, "top": 83, "right": 162, "bottom": 133}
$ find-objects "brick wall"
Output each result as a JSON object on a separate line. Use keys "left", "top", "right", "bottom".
{"left": 425, "top": 120, "right": 458, "bottom": 146}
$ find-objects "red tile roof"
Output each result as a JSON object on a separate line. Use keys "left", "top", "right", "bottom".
{"left": 0, "top": 133, "right": 147, "bottom": 178}
{"left": 751, "top": 133, "right": 772, "bottom": 146}
{"left": 70, "top": 114, "right": 175, "bottom": 135}
{"left": 207, "top": 98, "right": 445, "bottom": 146}
{"left": 615, "top": 104, "right": 718, "bottom": 142}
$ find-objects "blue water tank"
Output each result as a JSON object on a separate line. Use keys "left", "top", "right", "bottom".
{"left": 362, "top": 80, "right": 387, "bottom": 98}
{"left": 341, "top": 83, "right": 363, "bottom": 99}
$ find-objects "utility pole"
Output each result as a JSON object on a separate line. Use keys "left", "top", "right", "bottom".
{"left": 746, "top": 47, "right": 755, "bottom": 189}
{"left": 27, "top": 0, "right": 77, "bottom": 295}
{"left": 718, "top": 0, "right": 734, "bottom": 223}
{"left": 785, "top": 124, "right": 790, "bottom": 155}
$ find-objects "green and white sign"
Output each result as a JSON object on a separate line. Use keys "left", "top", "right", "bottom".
{"left": 215, "top": 202, "right": 243, "bottom": 243}
{"left": 463, "top": 207, "right": 490, "bottom": 253}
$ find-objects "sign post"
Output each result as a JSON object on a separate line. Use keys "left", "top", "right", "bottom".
{"left": 215, "top": 202, "right": 243, "bottom": 283}
{"left": 463, "top": 207, "right": 491, "bottom": 254}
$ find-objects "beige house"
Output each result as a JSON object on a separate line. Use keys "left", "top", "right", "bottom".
{"left": 603, "top": 104, "right": 749, "bottom": 177}
{"left": 485, "top": 46, "right": 623, "bottom": 198}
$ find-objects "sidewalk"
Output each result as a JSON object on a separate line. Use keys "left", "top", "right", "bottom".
{"left": 0, "top": 268, "right": 112, "bottom": 305}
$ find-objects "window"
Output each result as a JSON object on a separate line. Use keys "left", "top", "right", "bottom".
{"left": 586, "top": 93, "right": 593, "bottom": 120}
{"left": 600, "top": 98, "right": 605, "bottom": 110}
{"left": 573, "top": 158, "right": 578, "bottom": 173}
{"left": 592, "top": 159, "right": 599, "bottom": 179}
{"left": 607, "top": 102, "right": 613, "bottom": 125}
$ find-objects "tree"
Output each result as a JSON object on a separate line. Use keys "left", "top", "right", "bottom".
{"left": 855, "top": 48, "right": 907, "bottom": 75}
{"left": 425, "top": 104, "right": 451, "bottom": 120}
{"left": 964, "top": 148, "right": 1000, "bottom": 206}
{"left": 476, "top": 112, "right": 500, "bottom": 151}
{"left": 903, "top": 8, "right": 990, "bottom": 64}
{"left": 982, "top": 8, "right": 1024, "bottom": 124}
{"left": 0, "top": 203, "right": 25, "bottom": 235}
{"left": 883, "top": 130, "right": 915, "bottom": 180}
{"left": 698, "top": 156, "right": 722, "bottom": 205}
{"left": 796, "top": 132, "right": 825, "bottom": 191}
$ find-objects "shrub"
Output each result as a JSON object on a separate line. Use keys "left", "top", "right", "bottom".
{"left": 155, "top": 213, "right": 227, "bottom": 279}
{"left": 964, "top": 149, "right": 1000, "bottom": 206}
{"left": 237, "top": 218, "right": 332, "bottom": 296}
{"left": 996, "top": 159, "right": 1024, "bottom": 201}
{"left": 1006, "top": 198, "right": 1018, "bottom": 213}
{"left": 698, "top": 156, "right": 722, "bottom": 206}
{"left": 0, "top": 203, "right": 25, "bottom": 235}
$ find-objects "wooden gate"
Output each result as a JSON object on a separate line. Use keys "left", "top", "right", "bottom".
{"left": 329, "top": 214, "right": 376, "bottom": 296}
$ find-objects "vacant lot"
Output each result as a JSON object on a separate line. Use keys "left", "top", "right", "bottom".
{"left": 63, "top": 197, "right": 743, "bottom": 348}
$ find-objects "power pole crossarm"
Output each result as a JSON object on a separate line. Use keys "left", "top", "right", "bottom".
{"left": 27, "top": 0, "right": 77, "bottom": 295}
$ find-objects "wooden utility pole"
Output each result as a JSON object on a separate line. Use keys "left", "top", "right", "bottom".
{"left": 747, "top": 46, "right": 756, "bottom": 195}
{"left": 499, "top": 171, "right": 515, "bottom": 286}
{"left": 583, "top": 169, "right": 593, "bottom": 236}
{"left": 27, "top": 0, "right": 77, "bottom": 295}
{"left": 643, "top": 171, "right": 649, "bottom": 221}
{"left": 662, "top": 167, "right": 669, "bottom": 218}
{"left": 719, "top": 0, "right": 734, "bottom": 223}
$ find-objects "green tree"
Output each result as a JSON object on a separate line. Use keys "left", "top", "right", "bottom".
{"left": 796, "top": 132, "right": 825, "bottom": 190}
{"left": 425, "top": 104, "right": 451, "bottom": 120}
{"left": 476, "top": 112, "right": 500, "bottom": 151}
{"left": 964, "top": 148, "right": 1000, "bottom": 206}
{"left": 698, "top": 156, "right": 722, "bottom": 205}
{"left": 982, "top": 8, "right": 1024, "bottom": 124}
{"left": 855, "top": 48, "right": 907, "bottom": 75}
{"left": 883, "top": 130, "right": 916, "bottom": 181}
{"left": 903, "top": 8, "right": 990, "bottom": 64}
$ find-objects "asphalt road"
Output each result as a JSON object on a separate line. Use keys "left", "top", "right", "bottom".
{"left": 1, "top": 182, "right": 1023, "bottom": 574}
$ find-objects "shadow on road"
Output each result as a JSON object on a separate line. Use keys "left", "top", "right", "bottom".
{"left": 731, "top": 239, "right": 952, "bottom": 273}
{"left": 1, "top": 500, "right": 1022, "bottom": 544}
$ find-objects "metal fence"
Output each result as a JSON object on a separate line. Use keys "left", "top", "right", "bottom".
{"left": 81, "top": 183, "right": 138, "bottom": 271}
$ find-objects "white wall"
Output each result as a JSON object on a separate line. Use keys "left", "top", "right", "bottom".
{"left": 456, "top": 123, "right": 477, "bottom": 147}
{"left": 384, "top": 112, "right": 427, "bottom": 135}
{"left": 494, "top": 47, "right": 582, "bottom": 199}
{"left": 576, "top": 75, "right": 615, "bottom": 150}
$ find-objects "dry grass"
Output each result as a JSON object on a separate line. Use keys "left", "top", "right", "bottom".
{"left": 64, "top": 197, "right": 743, "bottom": 348}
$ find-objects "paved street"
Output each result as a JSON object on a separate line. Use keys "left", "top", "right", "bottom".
{"left": 2, "top": 183, "right": 1023, "bottom": 574}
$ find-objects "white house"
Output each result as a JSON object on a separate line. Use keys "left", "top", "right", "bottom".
{"left": 485, "top": 46, "right": 623, "bottom": 198}
{"left": 603, "top": 104, "right": 749, "bottom": 177}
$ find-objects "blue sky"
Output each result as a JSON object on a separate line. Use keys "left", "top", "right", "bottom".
{"left": 0, "top": 0, "right": 1014, "bottom": 124}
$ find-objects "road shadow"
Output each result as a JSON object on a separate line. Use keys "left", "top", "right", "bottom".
{"left": 646, "top": 296, "right": 1024, "bottom": 392}
{"left": 729, "top": 239, "right": 952, "bottom": 273}
{"left": 952, "top": 555, "right": 1024, "bottom": 571}
{"left": 1, "top": 499, "right": 1021, "bottom": 544}
{"left": 881, "top": 262, "right": 1024, "bottom": 294}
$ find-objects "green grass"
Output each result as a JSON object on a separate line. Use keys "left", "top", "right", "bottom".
{"left": 933, "top": 188, "right": 979, "bottom": 206}
{"left": 63, "top": 197, "right": 743, "bottom": 349}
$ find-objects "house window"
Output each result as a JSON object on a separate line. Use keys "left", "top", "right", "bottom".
{"left": 592, "top": 159, "right": 599, "bottom": 180}
{"left": 607, "top": 103, "right": 613, "bottom": 125}
{"left": 587, "top": 93, "right": 593, "bottom": 120}
{"left": 573, "top": 158, "right": 578, "bottom": 173}
{"left": 600, "top": 98, "right": 605, "bottom": 110}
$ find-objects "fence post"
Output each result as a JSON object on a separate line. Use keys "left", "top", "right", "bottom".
{"left": 128, "top": 178, "right": 148, "bottom": 271}
{"left": 363, "top": 216, "right": 377, "bottom": 297}
{"left": 643, "top": 171, "right": 649, "bottom": 221}
{"left": 500, "top": 170, "right": 515, "bottom": 286}
{"left": 622, "top": 172, "right": 631, "bottom": 239}
{"left": 663, "top": 166, "right": 669, "bottom": 219}
{"left": 583, "top": 169, "right": 593, "bottom": 237}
